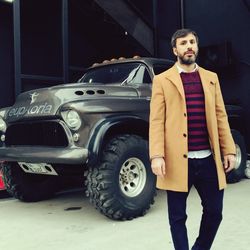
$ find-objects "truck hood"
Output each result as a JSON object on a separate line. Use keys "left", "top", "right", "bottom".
{"left": 6, "top": 83, "right": 141, "bottom": 122}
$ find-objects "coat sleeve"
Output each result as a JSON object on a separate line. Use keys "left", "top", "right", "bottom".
{"left": 214, "top": 74, "right": 236, "bottom": 156}
{"left": 149, "top": 75, "right": 166, "bottom": 159}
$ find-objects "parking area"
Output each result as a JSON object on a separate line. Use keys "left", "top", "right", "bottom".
{"left": 0, "top": 179, "right": 249, "bottom": 250}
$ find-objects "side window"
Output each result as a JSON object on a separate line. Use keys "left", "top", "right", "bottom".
{"left": 124, "top": 65, "right": 151, "bottom": 84}
{"left": 143, "top": 69, "right": 152, "bottom": 83}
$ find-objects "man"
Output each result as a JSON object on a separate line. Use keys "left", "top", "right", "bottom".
{"left": 149, "top": 29, "right": 236, "bottom": 250}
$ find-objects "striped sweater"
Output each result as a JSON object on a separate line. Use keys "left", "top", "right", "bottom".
{"left": 180, "top": 71, "right": 210, "bottom": 151}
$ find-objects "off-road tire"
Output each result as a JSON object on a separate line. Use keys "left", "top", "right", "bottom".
{"left": 226, "top": 130, "right": 247, "bottom": 183}
{"left": 2, "top": 162, "right": 58, "bottom": 201}
{"left": 85, "top": 134, "right": 156, "bottom": 220}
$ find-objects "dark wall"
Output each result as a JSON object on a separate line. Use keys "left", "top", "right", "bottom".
{"left": 127, "top": 0, "right": 154, "bottom": 25}
{"left": 157, "top": 0, "right": 181, "bottom": 59}
{"left": 20, "top": 0, "right": 64, "bottom": 91}
{"left": 21, "top": 0, "right": 62, "bottom": 77}
{"left": 0, "top": 3, "right": 14, "bottom": 108}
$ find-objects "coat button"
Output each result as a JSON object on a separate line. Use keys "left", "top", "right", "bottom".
{"left": 183, "top": 154, "right": 187, "bottom": 158}
{"left": 184, "top": 113, "right": 187, "bottom": 117}
{"left": 183, "top": 133, "right": 187, "bottom": 137}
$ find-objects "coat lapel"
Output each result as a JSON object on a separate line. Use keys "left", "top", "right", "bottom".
{"left": 198, "top": 67, "right": 216, "bottom": 108}
{"left": 164, "top": 64, "right": 185, "bottom": 99}
{"left": 198, "top": 67, "right": 216, "bottom": 139}
{"left": 199, "top": 67, "right": 212, "bottom": 99}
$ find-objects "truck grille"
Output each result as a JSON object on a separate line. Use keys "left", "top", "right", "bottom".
{"left": 5, "top": 121, "right": 68, "bottom": 147}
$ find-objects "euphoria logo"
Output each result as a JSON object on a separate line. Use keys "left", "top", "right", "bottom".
{"left": 30, "top": 92, "right": 39, "bottom": 104}
{"left": 8, "top": 102, "right": 53, "bottom": 117}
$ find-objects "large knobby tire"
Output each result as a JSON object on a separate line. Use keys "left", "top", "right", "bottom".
{"left": 85, "top": 134, "right": 156, "bottom": 220}
{"left": 2, "top": 162, "right": 59, "bottom": 201}
{"left": 226, "top": 130, "right": 247, "bottom": 183}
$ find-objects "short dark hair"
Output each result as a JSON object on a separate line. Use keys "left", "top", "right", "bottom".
{"left": 171, "top": 29, "right": 199, "bottom": 48}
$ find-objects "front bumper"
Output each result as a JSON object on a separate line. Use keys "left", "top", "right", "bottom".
{"left": 0, "top": 146, "right": 88, "bottom": 164}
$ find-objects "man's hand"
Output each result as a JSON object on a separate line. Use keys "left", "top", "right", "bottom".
{"left": 151, "top": 157, "right": 165, "bottom": 178}
{"left": 223, "top": 154, "right": 236, "bottom": 173}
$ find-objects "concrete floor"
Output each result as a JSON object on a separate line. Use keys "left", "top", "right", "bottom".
{"left": 0, "top": 179, "right": 249, "bottom": 250}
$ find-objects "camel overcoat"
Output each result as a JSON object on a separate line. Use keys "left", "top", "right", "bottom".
{"left": 149, "top": 63, "right": 236, "bottom": 191}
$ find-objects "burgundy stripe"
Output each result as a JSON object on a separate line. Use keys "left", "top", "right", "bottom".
{"left": 187, "top": 108, "right": 205, "bottom": 112}
{"left": 189, "top": 131, "right": 207, "bottom": 135}
{"left": 187, "top": 100, "right": 204, "bottom": 105}
{"left": 188, "top": 115, "right": 206, "bottom": 120}
{"left": 189, "top": 124, "right": 207, "bottom": 128}
{"left": 185, "top": 93, "right": 204, "bottom": 97}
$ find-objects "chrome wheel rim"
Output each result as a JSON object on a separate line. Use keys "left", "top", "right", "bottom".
{"left": 234, "top": 144, "right": 242, "bottom": 170}
{"left": 119, "top": 157, "right": 147, "bottom": 197}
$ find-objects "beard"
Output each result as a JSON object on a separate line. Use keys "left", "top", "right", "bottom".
{"left": 178, "top": 51, "right": 198, "bottom": 65}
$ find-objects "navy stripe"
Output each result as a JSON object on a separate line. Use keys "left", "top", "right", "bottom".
{"left": 187, "top": 104, "right": 205, "bottom": 108}
{"left": 186, "top": 97, "right": 204, "bottom": 101}
{"left": 188, "top": 112, "right": 206, "bottom": 116}
{"left": 188, "top": 145, "right": 210, "bottom": 150}
{"left": 188, "top": 120, "right": 206, "bottom": 124}
{"left": 189, "top": 127, "right": 208, "bottom": 132}
{"left": 188, "top": 134, "right": 208, "bottom": 139}
{"left": 188, "top": 111, "right": 205, "bottom": 117}
{"left": 189, "top": 141, "right": 210, "bottom": 147}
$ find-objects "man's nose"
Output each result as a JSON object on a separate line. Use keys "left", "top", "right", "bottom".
{"left": 187, "top": 42, "right": 193, "bottom": 48}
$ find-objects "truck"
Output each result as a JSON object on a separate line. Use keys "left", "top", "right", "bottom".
{"left": 0, "top": 57, "right": 247, "bottom": 220}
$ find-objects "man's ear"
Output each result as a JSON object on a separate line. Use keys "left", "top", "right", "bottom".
{"left": 173, "top": 47, "right": 177, "bottom": 56}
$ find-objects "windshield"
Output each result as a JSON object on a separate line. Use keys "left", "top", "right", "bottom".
{"left": 80, "top": 62, "right": 151, "bottom": 84}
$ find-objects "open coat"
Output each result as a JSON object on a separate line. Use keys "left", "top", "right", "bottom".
{"left": 149, "top": 63, "right": 236, "bottom": 191}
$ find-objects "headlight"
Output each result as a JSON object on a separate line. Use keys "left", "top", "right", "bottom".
{"left": 62, "top": 110, "right": 81, "bottom": 130}
{"left": 0, "top": 117, "right": 6, "bottom": 132}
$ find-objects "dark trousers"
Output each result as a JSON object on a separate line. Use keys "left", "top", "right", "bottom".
{"left": 167, "top": 155, "right": 224, "bottom": 250}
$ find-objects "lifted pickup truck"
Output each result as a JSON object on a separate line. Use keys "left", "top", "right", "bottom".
{"left": 0, "top": 57, "right": 247, "bottom": 219}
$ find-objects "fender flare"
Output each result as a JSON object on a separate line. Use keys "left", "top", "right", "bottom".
{"left": 86, "top": 115, "right": 148, "bottom": 165}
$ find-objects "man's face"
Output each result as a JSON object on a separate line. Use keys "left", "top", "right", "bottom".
{"left": 173, "top": 33, "right": 198, "bottom": 65}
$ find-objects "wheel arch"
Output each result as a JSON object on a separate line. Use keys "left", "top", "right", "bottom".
{"left": 86, "top": 116, "right": 149, "bottom": 165}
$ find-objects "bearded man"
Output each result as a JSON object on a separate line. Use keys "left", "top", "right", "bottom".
{"left": 149, "top": 29, "right": 236, "bottom": 250}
